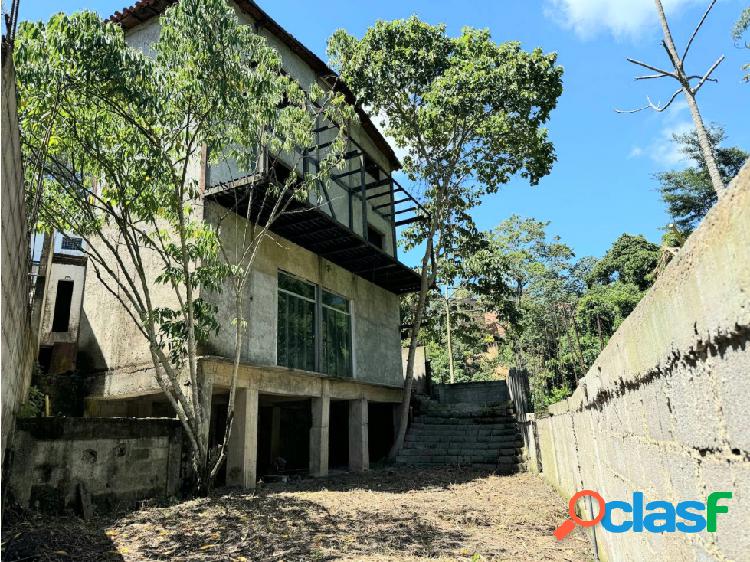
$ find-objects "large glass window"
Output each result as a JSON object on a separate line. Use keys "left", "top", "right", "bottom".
{"left": 277, "top": 272, "right": 316, "bottom": 371}
{"left": 276, "top": 272, "right": 352, "bottom": 377}
{"left": 322, "top": 290, "right": 352, "bottom": 377}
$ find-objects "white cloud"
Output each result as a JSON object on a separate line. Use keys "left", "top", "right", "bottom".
{"left": 545, "top": 0, "right": 701, "bottom": 39}
{"left": 629, "top": 146, "right": 644, "bottom": 158}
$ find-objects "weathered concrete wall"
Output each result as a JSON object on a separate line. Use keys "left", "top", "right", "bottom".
{"left": 126, "top": 10, "right": 397, "bottom": 258}
{"left": 402, "top": 346, "right": 430, "bottom": 395}
{"left": 203, "top": 201, "right": 403, "bottom": 387}
{"left": 1, "top": 50, "right": 36, "bottom": 464}
{"left": 80, "top": 201, "right": 403, "bottom": 398}
{"left": 432, "top": 380, "right": 510, "bottom": 405}
{"left": 535, "top": 163, "right": 750, "bottom": 561}
{"left": 39, "top": 255, "right": 86, "bottom": 347}
{"left": 7, "top": 417, "right": 183, "bottom": 514}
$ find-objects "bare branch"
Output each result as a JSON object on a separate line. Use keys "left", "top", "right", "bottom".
{"left": 615, "top": 89, "right": 682, "bottom": 114}
{"left": 692, "top": 55, "right": 725, "bottom": 94}
{"left": 625, "top": 58, "right": 675, "bottom": 78}
{"left": 682, "top": 0, "right": 718, "bottom": 61}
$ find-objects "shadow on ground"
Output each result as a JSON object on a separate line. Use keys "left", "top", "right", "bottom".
{"left": 1, "top": 508, "right": 124, "bottom": 562}
{"left": 2, "top": 467, "right": 589, "bottom": 561}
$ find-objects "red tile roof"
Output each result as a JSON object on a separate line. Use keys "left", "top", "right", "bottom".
{"left": 107, "top": 0, "right": 401, "bottom": 171}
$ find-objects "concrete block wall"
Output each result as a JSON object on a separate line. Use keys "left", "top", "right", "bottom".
{"left": 432, "top": 380, "right": 510, "bottom": 405}
{"left": 535, "top": 163, "right": 750, "bottom": 561}
{"left": 1, "top": 52, "right": 36, "bottom": 464}
{"left": 7, "top": 417, "right": 183, "bottom": 513}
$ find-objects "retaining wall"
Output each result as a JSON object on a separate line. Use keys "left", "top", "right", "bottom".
{"left": 432, "top": 380, "right": 509, "bottom": 405}
{"left": 7, "top": 417, "right": 183, "bottom": 514}
{"left": 1, "top": 48, "right": 36, "bottom": 465}
{"left": 533, "top": 163, "right": 750, "bottom": 560}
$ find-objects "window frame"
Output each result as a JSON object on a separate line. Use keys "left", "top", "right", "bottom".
{"left": 276, "top": 270, "right": 353, "bottom": 377}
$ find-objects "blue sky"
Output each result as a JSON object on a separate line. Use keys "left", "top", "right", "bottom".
{"left": 18, "top": 0, "right": 750, "bottom": 266}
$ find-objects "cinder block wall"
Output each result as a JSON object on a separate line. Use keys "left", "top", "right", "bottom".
{"left": 7, "top": 417, "right": 183, "bottom": 513}
{"left": 1, "top": 51, "right": 36, "bottom": 465}
{"left": 535, "top": 162, "right": 750, "bottom": 561}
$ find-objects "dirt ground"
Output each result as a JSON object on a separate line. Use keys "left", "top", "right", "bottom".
{"left": 2, "top": 467, "right": 591, "bottom": 561}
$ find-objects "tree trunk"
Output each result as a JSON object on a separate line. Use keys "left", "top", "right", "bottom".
{"left": 388, "top": 230, "right": 436, "bottom": 459}
{"left": 653, "top": 0, "right": 725, "bottom": 197}
{"left": 445, "top": 290, "right": 455, "bottom": 384}
{"left": 682, "top": 87, "right": 725, "bottom": 196}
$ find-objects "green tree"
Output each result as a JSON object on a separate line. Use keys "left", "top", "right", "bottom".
{"left": 656, "top": 126, "right": 748, "bottom": 234}
{"left": 328, "top": 18, "right": 563, "bottom": 456}
{"left": 733, "top": 6, "right": 750, "bottom": 81}
{"left": 588, "top": 234, "right": 660, "bottom": 291}
{"left": 18, "top": 0, "right": 349, "bottom": 492}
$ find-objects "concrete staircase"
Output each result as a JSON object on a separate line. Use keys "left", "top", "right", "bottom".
{"left": 395, "top": 389, "right": 525, "bottom": 473}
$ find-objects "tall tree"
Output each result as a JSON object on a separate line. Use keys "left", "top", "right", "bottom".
{"left": 328, "top": 18, "right": 563, "bottom": 456}
{"left": 17, "top": 0, "right": 349, "bottom": 492}
{"left": 657, "top": 126, "right": 748, "bottom": 233}
{"left": 618, "top": 0, "right": 726, "bottom": 197}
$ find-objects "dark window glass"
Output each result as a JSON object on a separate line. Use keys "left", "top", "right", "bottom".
{"left": 367, "top": 225, "right": 384, "bottom": 249}
{"left": 277, "top": 272, "right": 316, "bottom": 371}
{"left": 322, "top": 290, "right": 352, "bottom": 377}
{"left": 52, "top": 280, "right": 74, "bottom": 332}
{"left": 61, "top": 236, "right": 83, "bottom": 251}
{"left": 279, "top": 271, "right": 316, "bottom": 300}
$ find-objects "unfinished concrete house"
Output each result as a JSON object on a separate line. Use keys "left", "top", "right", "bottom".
{"left": 78, "top": 0, "right": 422, "bottom": 488}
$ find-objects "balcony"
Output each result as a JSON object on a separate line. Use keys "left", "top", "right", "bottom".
{"left": 205, "top": 123, "right": 426, "bottom": 294}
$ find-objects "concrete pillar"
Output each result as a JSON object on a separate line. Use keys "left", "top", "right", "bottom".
{"left": 226, "top": 387, "right": 259, "bottom": 489}
{"left": 349, "top": 397, "right": 369, "bottom": 472}
{"left": 309, "top": 384, "right": 330, "bottom": 477}
{"left": 270, "top": 406, "right": 281, "bottom": 462}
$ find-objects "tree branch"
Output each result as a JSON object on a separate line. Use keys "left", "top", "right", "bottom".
{"left": 682, "top": 0, "right": 718, "bottom": 61}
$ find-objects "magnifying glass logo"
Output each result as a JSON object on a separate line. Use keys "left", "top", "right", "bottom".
{"left": 553, "top": 490, "right": 606, "bottom": 540}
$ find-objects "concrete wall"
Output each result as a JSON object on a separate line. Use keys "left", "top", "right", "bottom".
{"left": 126, "top": 9, "right": 397, "bottom": 258}
{"left": 1, "top": 51, "right": 36, "bottom": 464}
{"left": 432, "top": 380, "right": 510, "bottom": 405}
{"left": 39, "top": 256, "right": 86, "bottom": 347}
{"left": 7, "top": 417, "right": 183, "bottom": 514}
{"left": 203, "top": 201, "right": 403, "bottom": 387}
{"left": 80, "top": 200, "right": 403, "bottom": 395}
{"left": 534, "top": 163, "right": 750, "bottom": 561}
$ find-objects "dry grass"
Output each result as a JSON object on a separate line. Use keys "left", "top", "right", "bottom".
{"left": 3, "top": 467, "right": 591, "bottom": 561}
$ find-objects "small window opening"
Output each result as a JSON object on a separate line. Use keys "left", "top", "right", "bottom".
{"left": 52, "top": 280, "right": 74, "bottom": 332}
{"left": 61, "top": 236, "right": 83, "bottom": 251}
{"left": 367, "top": 225, "right": 384, "bottom": 250}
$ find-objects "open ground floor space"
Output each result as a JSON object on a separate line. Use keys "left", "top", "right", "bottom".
{"left": 84, "top": 359, "right": 404, "bottom": 487}
{"left": 1, "top": 466, "right": 591, "bottom": 561}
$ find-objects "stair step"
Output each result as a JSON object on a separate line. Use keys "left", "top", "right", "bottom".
{"left": 403, "top": 441, "right": 523, "bottom": 450}
{"left": 402, "top": 394, "right": 525, "bottom": 470}
{"left": 412, "top": 417, "right": 516, "bottom": 425}
{"left": 394, "top": 456, "right": 523, "bottom": 466}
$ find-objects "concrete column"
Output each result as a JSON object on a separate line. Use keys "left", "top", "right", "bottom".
{"left": 309, "top": 384, "right": 330, "bottom": 477}
{"left": 226, "top": 387, "right": 259, "bottom": 489}
{"left": 270, "top": 406, "right": 281, "bottom": 462}
{"left": 349, "top": 397, "right": 369, "bottom": 472}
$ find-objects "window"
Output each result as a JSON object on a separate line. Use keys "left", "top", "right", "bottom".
{"left": 61, "top": 236, "right": 83, "bottom": 251}
{"left": 276, "top": 272, "right": 352, "bottom": 377}
{"left": 277, "top": 272, "right": 316, "bottom": 371}
{"left": 322, "top": 290, "right": 352, "bottom": 377}
{"left": 367, "top": 225, "right": 384, "bottom": 250}
{"left": 52, "top": 280, "right": 74, "bottom": 332}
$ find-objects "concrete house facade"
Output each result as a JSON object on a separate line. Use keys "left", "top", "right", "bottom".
{"left": 78, "top": 0, "right": 422, "bottom": 488}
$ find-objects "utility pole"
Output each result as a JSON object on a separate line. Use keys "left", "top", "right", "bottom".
{"left": 444, "top": 286, "right": 455, "bottom": 384}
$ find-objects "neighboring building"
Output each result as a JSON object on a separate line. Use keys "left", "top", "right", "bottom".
{"left": 36, "top": 232, "right": 87, "bottom": 376}
{"left": 78, "top": 1, "right": 422, "bottom": 488}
